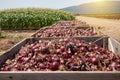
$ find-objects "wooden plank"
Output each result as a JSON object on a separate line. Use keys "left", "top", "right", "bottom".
{"left": 0, "top": 38, "right": 28, "bottom": 67}
{"left": 108, "top": 38, "right": 120, "bottom": 55}
{"left": 108, "top": 38, "right": 115, "bottom": 53}
{"left": 0, "top": 71, "right": 120, "bottom": 80}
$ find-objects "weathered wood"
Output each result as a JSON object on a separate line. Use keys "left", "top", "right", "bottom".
{"left": 0, "top": 38, "right": 28, "bottom": 67}
{"left": 0, "top": 71, "right": 120, "bottom": 80}
{"left": 108, "top": 38, "right": 120, "bottom": 55}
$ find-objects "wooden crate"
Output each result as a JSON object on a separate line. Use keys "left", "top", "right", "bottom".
{"left": 0, "top": 37, "right": 120, "bottom": 80}
{"left": 0, "top": 71, "right": 120, "bottom": 80}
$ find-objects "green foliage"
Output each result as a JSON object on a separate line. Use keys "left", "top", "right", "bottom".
{"left": 0, "top": 8, "right": 75, "bottom": 29}
{"left": 0, "top": 26, "right": 1, "bottom": 37}
{"left": 0, "top": 32, "right": 1, "bottom": 38}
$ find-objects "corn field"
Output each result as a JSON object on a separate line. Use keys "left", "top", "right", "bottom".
{"left": 0, "top": 8, "right": 75, "bottom": 29}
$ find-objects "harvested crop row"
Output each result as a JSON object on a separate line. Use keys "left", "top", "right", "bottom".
{"left": 33, "top": 20, "right": 98, "bottom": 37}
{"left": 51, "top": 20, "right": 89, "bottom": 28}
{"left": 35, "top": 27, "right": 97, "bottom": 37}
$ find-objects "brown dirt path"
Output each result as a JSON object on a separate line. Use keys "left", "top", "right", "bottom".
{"left": 76, "top": 16, "right": 120, "bottom": 42}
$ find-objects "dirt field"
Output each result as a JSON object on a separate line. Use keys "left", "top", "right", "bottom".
{"left": 76, "top": 16, "right": 120, "bottom": 42}
{"left": 0, "top": 30, "right": 35, "bottom": 54}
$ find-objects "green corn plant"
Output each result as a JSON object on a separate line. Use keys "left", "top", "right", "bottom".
{"left": 0, "top": 8, "right": 75, "bottom": 30}
{"left": 0, "top": 18, "right": 1, "bottom": 37}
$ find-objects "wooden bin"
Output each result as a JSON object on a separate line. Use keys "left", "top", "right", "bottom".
{"left": 0, "top": 36, "right": 120, "bottom": 80}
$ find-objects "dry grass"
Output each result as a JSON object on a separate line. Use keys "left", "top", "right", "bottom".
{"left": 0, "top": 30, "right": 35, "bottom": 54}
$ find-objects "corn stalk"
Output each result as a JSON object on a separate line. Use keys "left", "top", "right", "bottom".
{"left": 0, "top": 8, "right": 75, "bottom": 30}
{"left": 0, "top": 19, "right": 1, "bottom": 37}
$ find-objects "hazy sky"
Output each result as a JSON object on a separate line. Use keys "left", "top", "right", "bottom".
{"left": 0, "top": 0, "right": 119, "bottom": 10}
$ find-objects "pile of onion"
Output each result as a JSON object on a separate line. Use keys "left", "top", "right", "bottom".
{"left": 1, "top": 38, "right": 120, "bottom": 71}
{"left": 51, "top": 20, "right": 88, "bottom": 28}
{"left": 35, "top": 27, "right": 97, "bottom": 37}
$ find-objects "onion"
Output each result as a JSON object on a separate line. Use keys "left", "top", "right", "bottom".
{"left": 52, "top": 62, "right": 59, "bottom": 70}
{"left": 56, "top": 49, "right": 61, "bottom": 54}
{"left": 90, "top": 57, "right": 98, "bottom": 65}
{"left": 39, "top": 63, "right": 46, "bottom": 69}
{"left": 94, "top": 46, "right": 99, "bottom": 50}
{"left": 116, "top": 59, "right": 120, "bottom": 64}
{"left": 102, "top": 48, "right": 107, "bottom": 54}
{"left": 41, "top": 47, "right": 50, "bottom": 54}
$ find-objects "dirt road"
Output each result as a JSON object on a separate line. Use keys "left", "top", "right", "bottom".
{"left": 76, "top": 16, "right": 120, "bottom": 42}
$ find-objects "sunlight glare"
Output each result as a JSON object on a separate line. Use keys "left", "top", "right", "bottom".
{"left": 96, "top": 0, "right": 105, "bottom": 1}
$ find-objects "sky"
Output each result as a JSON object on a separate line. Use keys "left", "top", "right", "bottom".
{"left": 0, "top": 0, "right": 118, "bottom": 10}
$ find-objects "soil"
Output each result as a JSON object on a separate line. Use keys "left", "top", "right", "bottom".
{"left": 0, "top": 30, "right": 35, "bottom": 54}
{"left": 76, "top": 16, "right": 120, "bottom": 42}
